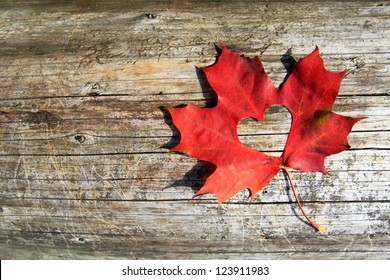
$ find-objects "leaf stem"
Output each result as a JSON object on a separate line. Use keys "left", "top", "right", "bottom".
{"left": 282, "top": 167, "right": 326, "bottom": 234}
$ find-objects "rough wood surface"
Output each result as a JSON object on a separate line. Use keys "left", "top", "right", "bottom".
{"left": 0, "top": 0, "right": 389, "bottom": 259}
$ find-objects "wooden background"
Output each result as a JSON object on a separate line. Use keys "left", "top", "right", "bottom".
{"left": 0, "top": 0, "right": 389, "bottom": 259}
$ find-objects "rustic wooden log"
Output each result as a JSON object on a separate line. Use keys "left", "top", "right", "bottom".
{"left": 0, "top": 0, "right": 389, "bottom": 259}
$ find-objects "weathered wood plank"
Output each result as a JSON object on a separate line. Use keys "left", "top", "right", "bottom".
{"left": 1, "top": 243, "right": 389, "bottom": 260}
{"left": 1, "top": 172, "right": 389, "bottom": 204}
{"left": 0, "top": 149, "right": 388, "bottom": 177}
{"left": 0, "top": 129, "right": 388, "bottom": 156}
{"left": 0, "top": 0, "right": 389, "bottom": 259}
{"left": 0, "top": 55, "right": 389, "bottom": 99}
{"left": 0, "top": 97, "right": 388, "bottom": 146}
{"left": 0, "top": 151, "right": 388, "bottom": 204}
{"left": 0, "top": 200, "right": 389, "bottom": 259}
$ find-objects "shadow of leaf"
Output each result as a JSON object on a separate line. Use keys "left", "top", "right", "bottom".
{"left": 159, "top": 106, "right": 180, "bottom": 150}
{"left": 279, "top": 47, "right": 297, "bottom": 89}
{"left": 195, "top": 66, "right": 218, "bottom": 108}
{"left": 281, "top": 170, "right": 311, "bottom": 228}
{"left": 164, "top": 160, "right": 216, "bottom": 193}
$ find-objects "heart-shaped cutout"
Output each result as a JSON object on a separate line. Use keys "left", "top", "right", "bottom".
{"left": 237, "top": 105, "right": 291, "bottom": 157}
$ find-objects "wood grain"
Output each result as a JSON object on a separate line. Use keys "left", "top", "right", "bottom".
{"left": 0, "top": 0, "right": 389, "bottom": 259}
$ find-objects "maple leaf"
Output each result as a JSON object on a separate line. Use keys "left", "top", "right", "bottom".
{"left": 166, "top": 46, "right": 363, "bottom": 232}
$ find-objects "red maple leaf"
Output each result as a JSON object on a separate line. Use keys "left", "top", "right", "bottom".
{"left": 166, "top": 46, "right": 363, "bottom": 232}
